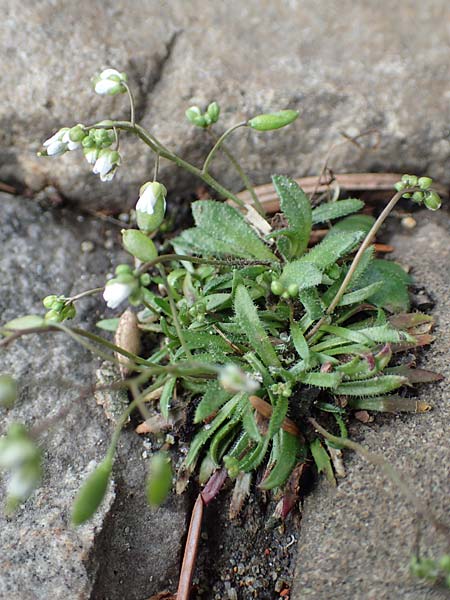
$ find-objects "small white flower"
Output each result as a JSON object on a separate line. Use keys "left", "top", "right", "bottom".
{"left": 93, "top": 150, "right": 120, "bottom": 182}
{"left": 94, "top": 68, "right": 127, "bottom": 95}
{"left": 219, "top": 364, "right": 260, "bottom": 394}
{"left": 136, "top": 185, "right": 158, "bottom": 215}
{"left": 103, "top": 281, "right": 134, "bottom": 309}
{"left": 7, "top": 470, "right": 37, "bottom": 501}
{"left": 84, "top": 147, "right": 99, "bottom": 165}
{"left": 43, "top": 128, "right": 69, "bottom": 156}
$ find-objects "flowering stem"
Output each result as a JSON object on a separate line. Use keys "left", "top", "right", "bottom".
{"left": 305, "top": 187, "right": 418, "bottom": 339}
{"left": 206, "top": 129, "right": 265, "bottom": 215}
{"left": 122, "top": 82, "right": 136, "bottom": 127}
{"left": 68, "top": 287, "right": 104, "bottom": 302}
{"left": 136, "top": 252, "right": 273, "bottom": 276}
{"left": 87, "top": 120, "right": 248, "bottom": 210}
{"left": 202, "top": 122, "right": 247, "bottom": 175}
{"left": 158, "top": 265, "right": 193, "bottom": 360}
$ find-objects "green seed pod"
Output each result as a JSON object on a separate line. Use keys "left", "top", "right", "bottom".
{"left": 206, "top": 101, "right": 220, "bottom": 124}
{"left": 412, "top": 191, "right": 424, "bottom": 203}
{"left": 42, "top": 295, "right": 58, "bottom": 309}
{"left": 45, "top": 309, "right": 63, "bottom": 323}
{"left": 424, "top": 191, "right": 442, "bottom": 211}
{"left": 281, "top": 291, "right": 290, "bottom": 300}
{"left": 146, "top": 452, "right": 172, "bottom": 508}
{"left": 72, "top": 457, "right": 112, "bottom": 525}
{"left": 185, "top": 106, "right": 207, "bottom": 128}
{"left": 122, "top": 229, "right": 158, "bottom": 262}
{"left": 287, "top": 283, "right": 299, "bottom": 298}
{"left": 0, "top": 374, "right": 17, "bottom": 409}
{"left": 270, "top": 280, "right": 284, "bottom": 295}
{"left": 394, "top": 181, "right": 405, "bottom": 192}
{"left": 418, "top": 176, "right": 433, "bottom": 190}
{"left": 248, "top": 109, "right": 299, "bottom": 131}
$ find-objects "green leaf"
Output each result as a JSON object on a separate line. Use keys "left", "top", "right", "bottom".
{"left": 301, "top": 231, "right": 364, "bottom": 270}
{"left": 279, "top": 261, "right": 323, "bottom": 291}
{"left": 299, "top": 287, "right": 325, "bottom": 321}
{"left": 329, "top": 213, "right": 375, "bottom": 235}
{"left": 310, "top": 439, "right": 336, "bottom": 485}
{"left": 159, "top": 377, "right": 176, "bottom": 420}
{"left": 259, "top": 431, "right": 300, "bottom": 490}
{"left": 234, "top": 285, "right": 281, "bottom": 368}
{"left": 96, "top": 318, "right": 120, "bottom": 332}
{"left": 186, "top": 394, "right": 241, "bottom": 468}
{"left": 356, "top": 259, "right": 411, "bottom": 312}
{"left": 188, "top": 200, "right": 277, "bottom": 260}
{"left": 348, "top": 246, "right": 375, "bottom": 288}
{"left": 3, "top": 315, "right": 46, "bottom": 330}
{"left": 299, "top": 372, "right": 343, "bottom": 388}
{"left": 272, "top": 175, "right": 312, "bottom": 257}
{"left": 291, "top": 321, "right": 310, "bottom": 361}
{"left": 242, "top": 406, "right": 262, "bottom": 441}
{"left": 194, "top": 380, "right": 233, "bottom": 423}
{"left": 311, "top": 199, "right": 364, "bottom": 224}
{"left": 338, "top": 282, "right": 384, "bottom": 306}
{"left": 334, "top": 375, "right": 408, "bottom": 396}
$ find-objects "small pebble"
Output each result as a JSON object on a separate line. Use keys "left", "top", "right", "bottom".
{"left": 81, "top": 240, "right": 95, "bottom": 252}
{"left": 401, "top": 216, "right": 417, "bottom": 229}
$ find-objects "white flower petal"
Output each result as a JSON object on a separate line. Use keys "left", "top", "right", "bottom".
{"left": 46, "top": 141, "right": 68, "bottom": 156}
{"left": 103, "top": 282, "right": 133, "bottom": 309}
{"left": 136, "top": 185, "right": 158, "bottom": 215}
{"left": 95, "top": 79, "right": 119, "bottom": 95}
{"left": 100, "top": 68, "right": 122, "bottom": 79}
{"left": 93, "top": 154, "right": 112, "bottom": 176}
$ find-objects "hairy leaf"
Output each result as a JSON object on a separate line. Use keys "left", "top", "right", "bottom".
{"left": 357, "top": 259, "right": 411, "bottom": 312}
{"left": 301, "top": 231, "right": 364, "bottom": 270}
{"left": 234, "top": 284, "right": 281, "bottom": 368}
{"left": 311, "top": 198, "right": 364, "bottom": 224}
{"left": 259, "top": 430, "right": 300, "bottom": 490}
{"left": 195, "top": 380, "right": 233, "bottom": 423}
{"left": 334, "top": 375, "right": 408, "bottom": 396}
{"left": 310, "top": 439, "right": 336, "bottom": 485}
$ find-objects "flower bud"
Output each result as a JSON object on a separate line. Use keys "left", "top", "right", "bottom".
{"left": 287, "top": 284, "right": 299, "bottom": 297}
{"left": 418, "top": 176, "right": 433, "bottom": 190}
{"left": 136, "top": 182, "right": 167, "bottom": 232}
{"left": 115, "top": 264, "right": 133, "bottom": 276}
{"left": 68, "top": 124, "right": 87, "bottom": 143}
{"left": 43, "top": 295, "right": 58, "bottom": 309}
{"left": 93, "top": 149, "right": 120, "bottom": 182}
{"left": 424, "top": 191, "right": 442, "bottom": 211}
{"left": 122, "top": 229, "right": 158, "bottom": 262}
{"left": 0, "top": 375, "right": 17, "bottom": 409}
{"left": 71, "top": 457, "right": 113, "bottom": 525}
{"left": 146, "top": 452, "right": 172, "bottom": 508}
{"left": 93, "top": 68, "right": 127, "bottom": 95}
{"left": 271, "top": 280, "right": 284, "bottom": 296}
{"left": 248, "top": 109, "right": 299, "bottom": 131}
{"left": 205, "top": 101, "right": 220, "bottom": 125}
{"left": 411, "top": 191, "right": 424, "bottom": 203}
{"left": 42, "top": 128, "right": 70, "bottom": 157}
{"left": 103, "top": 275, "right": 137, "bottom": 309}
{"left": 185, "top": 106, "right": 207, "bottom": 128}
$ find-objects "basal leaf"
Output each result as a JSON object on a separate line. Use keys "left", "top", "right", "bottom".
{"left": 279, "top": 261, "right": 323, "bottom": 291}
{"left": 234, "top": 284, "right": 281, "bottom": 368}
{"left": 310, "top": 439, "right": 336, "bottom": 485}
{"left": 259, "top": 430, "right": 300, "bottom": 490}
{"left": 159, "top": 377, "right": 176, "bottom": 420}
{"left": 272, "top": 175, "right": 312, "bottom": 257}
{"left": 356, "top": 259, "right": 411, "bottom": 312}
{"left": 329, "top": 214, "right": 375, "bottom": 235}
{"left": 300, "top": 231, "right": 364, "bottom": 270}
{"left": 338, "top": 281, "right": 384, "bottom": 306}
{"left": 191, "top": 200, "right": 277, "bottom": 260}
{"left": 311, "top": 198, "right": 364, "bottom": 224}
{"left": 194, "top": 380, "right": 233, "bottom": 423}
{"left": 334, "top": 375, "right": 408, "bottom": 396}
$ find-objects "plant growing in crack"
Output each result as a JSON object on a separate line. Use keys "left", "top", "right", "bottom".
{"left": 0, "top": 67, "right": 448, "bottom": 594}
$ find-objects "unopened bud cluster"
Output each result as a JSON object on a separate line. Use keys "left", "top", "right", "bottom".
{"left": 42, "top": 295, "right": 76, "bottom": 322}
{"left": 394, "top": 175, "right": 442, "bottom": 211}
{"left": 186, "top": 102, "right": 220, "bottom": 128}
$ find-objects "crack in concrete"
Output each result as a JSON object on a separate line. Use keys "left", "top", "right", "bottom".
{"left": 131, "top": 29, "right": 182, "bottom": 124}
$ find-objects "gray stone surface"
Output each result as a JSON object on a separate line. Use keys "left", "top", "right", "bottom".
{"left": 1, "top": 1, "right": 450, "bottom": 211}
{"left": 0, "top": 194, "right": 187, "bottom": 599}
{"left": 292, "top": 211, "right": 450, "bottom": 600}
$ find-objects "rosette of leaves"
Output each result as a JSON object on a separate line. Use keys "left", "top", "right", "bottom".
{"left": 138, "top": 175, "right": 438, "bottom": 499}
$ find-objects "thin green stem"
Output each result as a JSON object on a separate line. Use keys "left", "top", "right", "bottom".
{"left": 153, "top": 152, "right": 160, "bottom": 181}
{"left": 206, "top": 129, "right": 265, "bottom": 215}
{"left": 202, "top": 122, "right": 247, "bottom": 175}
{"left": 122, "top": 82, "right": 136, "bottom": 127}
{"left": 68, "top": 287, "right": 103, "bottom": 302}
{"left": 86, "top": 120, "right": 247, "bottom": 210}
{"left": 305, "top": 187, "right": 418, "bottom": 339}
{"left": 158, "top": 265, "right": 193, "bottom": 360}
{"left": 136, "top": 253, "right": 273, "bottom": 276}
